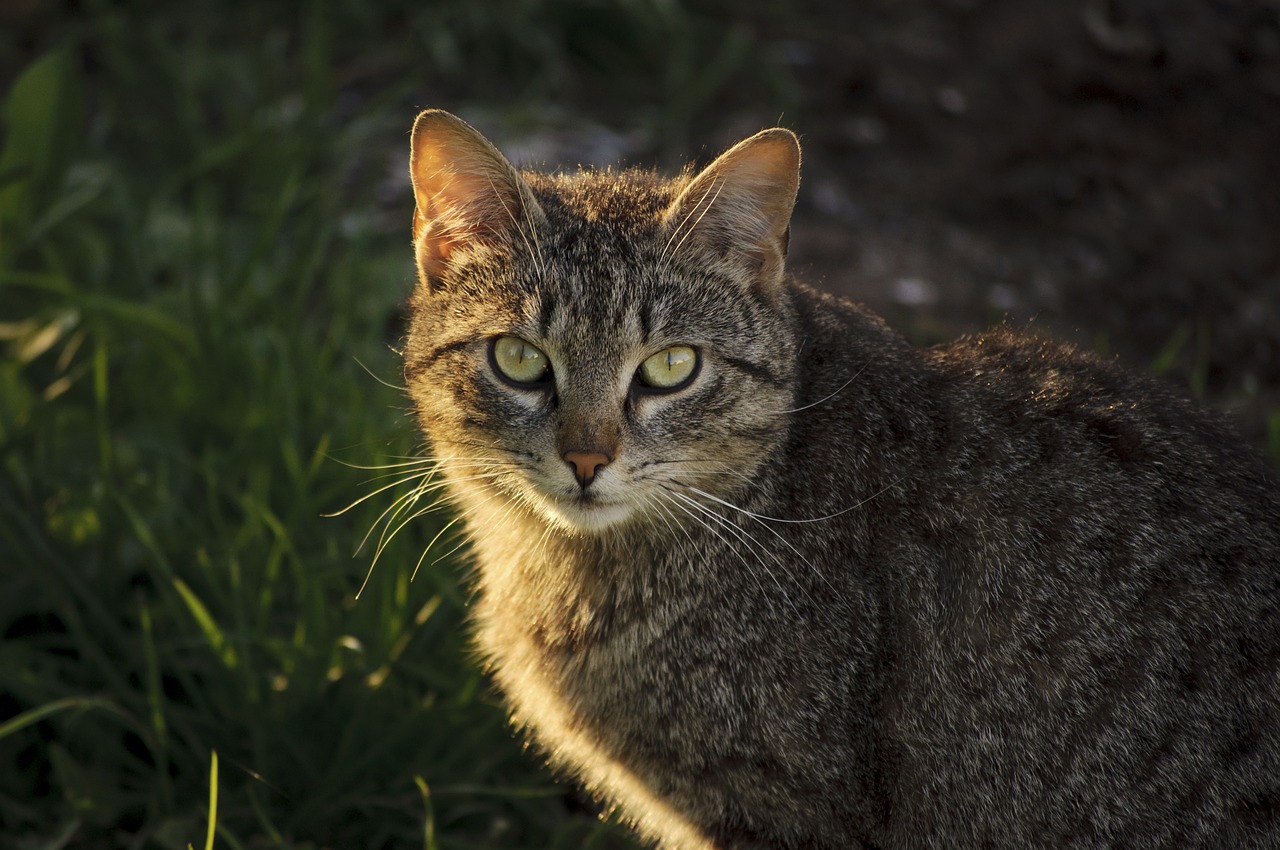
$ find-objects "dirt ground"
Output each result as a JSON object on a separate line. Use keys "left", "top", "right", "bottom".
{"left": 773, "top": 0, "right": 1280, "bottom": 446}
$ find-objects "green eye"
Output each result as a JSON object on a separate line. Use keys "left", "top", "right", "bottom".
{"left": 490, "top": 336, "right": 551, "bottom": 386}
{"left": 637, "top": 345, "right": 699, "bottom": 391}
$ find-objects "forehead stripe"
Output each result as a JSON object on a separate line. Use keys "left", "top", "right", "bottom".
{"left": 537, "top": 294, "right": 558, "bottom": 337}
{"left": 638, "top": 302, "right": 654, "bottom": 342}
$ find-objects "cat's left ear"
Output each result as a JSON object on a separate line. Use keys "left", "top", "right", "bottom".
{"left": 409, "top": 109, "right": 545, "bottom": 287}
{"left": 663, "top": 128, "right": 800, "bottom": 294}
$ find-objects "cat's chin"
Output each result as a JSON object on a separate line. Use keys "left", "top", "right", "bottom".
{"left": 539, "top": 498, "right": 634, "bottom": 535}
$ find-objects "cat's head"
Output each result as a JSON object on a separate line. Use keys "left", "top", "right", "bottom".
{"left": 404, "top": 110, "right": 801, "bottom": 535}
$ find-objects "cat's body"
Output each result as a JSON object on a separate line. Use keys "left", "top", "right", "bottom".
{"left": 403, "top": 110, "right": 1280, "bottom": 849}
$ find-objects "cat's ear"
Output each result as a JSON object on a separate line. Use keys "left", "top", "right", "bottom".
{"left": 409, "top": 109, "right": 544, "bottom": 287}
{"left": 663, "top": 128, "right": 800, "bottom": 293}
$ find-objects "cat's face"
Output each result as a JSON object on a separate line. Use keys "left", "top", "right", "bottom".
{"left": 404, "top": 112, "right": 801, "bottom": 535}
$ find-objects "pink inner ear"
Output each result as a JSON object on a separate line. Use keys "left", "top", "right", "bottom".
{"left": 412, "top": 166, "right": 508, "bottom": 279}
{"left": 411, "top": 138, "right": 543, "bottom": 286}
{"left": 414, "top": 217, "right": 471, "bottom": 282}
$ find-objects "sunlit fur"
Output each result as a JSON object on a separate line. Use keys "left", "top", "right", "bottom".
{"left": 397, "top": 111, "right": 1280, "bottom": 850}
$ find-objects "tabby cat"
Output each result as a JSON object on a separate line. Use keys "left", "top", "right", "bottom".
{"left": 401, "top": 108, "right": 1280, "bottom": 849}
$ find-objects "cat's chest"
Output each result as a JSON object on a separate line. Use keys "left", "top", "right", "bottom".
{"left": 473, "top": 579, "right": 706, "bottom": 810}
{"left": 469, "top": 527, "right": 730, "bottom": 750}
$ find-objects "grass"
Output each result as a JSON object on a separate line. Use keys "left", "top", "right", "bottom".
{"left": 0, "top": 0, "right": 784, "bottom": 846}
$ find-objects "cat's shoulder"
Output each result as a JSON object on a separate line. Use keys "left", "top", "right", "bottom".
{"left": 925, "top": 323, "right": 1191, "bottom": 415}
{"left": 927, "top": 325, "right": 1279, "bottom": 504}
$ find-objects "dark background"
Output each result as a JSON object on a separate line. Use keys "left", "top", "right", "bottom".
{"left": 10, "top": 0, "right": 1277, "bottom": 436}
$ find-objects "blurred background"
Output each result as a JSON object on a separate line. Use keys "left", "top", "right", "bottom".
{"left": 1, "top": 1, "right": 1277, "bottom": 848}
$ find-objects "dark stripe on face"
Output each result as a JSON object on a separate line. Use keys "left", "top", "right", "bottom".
{"left": 694, "top": 373, "right": 736, "bottom": 418}
{"left": 537, "top": 294, "right": 558, "bottom": 338}
{"left": 638, "top": 301, "right": 654, "bottom": 342}
{"left": 423, "top": 338, "right": 473, "bottom": 365}
{"left": 721, "top": 354, "right": 784, "bottom": 387}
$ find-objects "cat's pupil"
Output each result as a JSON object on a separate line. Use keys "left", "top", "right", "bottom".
{"left": 638, "top": 345, "right": 698, "bottom": 391}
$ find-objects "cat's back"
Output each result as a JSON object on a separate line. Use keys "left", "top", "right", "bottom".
{"left": 788, "top": 283, "right": 1280, "bottom": 567}
{"left": 786, "top": 296, "right": 1280, "bottom": 845}
{"left": 922, "top": 324, "right": 1280, "bottom": 553}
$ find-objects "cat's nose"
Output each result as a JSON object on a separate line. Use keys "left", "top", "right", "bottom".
{"left": 562, "top": 450, "right": 612, "bottom": 488}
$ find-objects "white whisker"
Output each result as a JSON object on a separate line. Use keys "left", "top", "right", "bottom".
{"left": 411, "top": 513, "right": 467, "bottom": 582}
{"left": 778, "top": 362, "right": 869, "bottom": 414}
{"left": 325, "top": 467, "right": 445, "bottom": 518}
{"left": 686, "top": 480, "right": 902, "bottom": 525}
{"left": 352, "top": 355, "right": 405, "bottom": 392}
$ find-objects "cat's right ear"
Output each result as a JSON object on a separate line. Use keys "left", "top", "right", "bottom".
{"left": 663, "top": 128, "right": 801, "bottom": 295}
{"left": 409, "top": 109, "right": 544, "bottom": 287}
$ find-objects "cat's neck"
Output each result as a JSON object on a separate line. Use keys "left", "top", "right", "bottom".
{"left": 457, "top": 477, "right": 753, "bottom": 650}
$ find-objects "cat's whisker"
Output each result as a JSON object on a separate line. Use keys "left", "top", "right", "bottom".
{"left": 357, "top": 469, "right": 511, "bottom": 564}
{"left": 774, "top": 362, "right": 870, "bottom": 414}
{"left": 675, "top": 483, "right": 837, "bottom": 603}
{"left": 410, "top": 512, "right": 468, "bottom": 582}
{"left": 342, "top": 454, "right": 516, "bottom": 471}
{"left": 352, "top": 354, "right": 406, "bottom": 392}
{"left": 661, "top": 488, "right": 739, "bottom": 560}
{"left": 328, "top": 457, "right": 518, "bottom": 511}
{"left": 665, "top": 489, "right": 801, "bottom": 613}
{"left": 353, "top": 484, "right": 438, "bottom": 598}
{"left": 358, "top": 494, "right": 465, "bottom": 598}
{"left": 361, "top": 477, "right": 448, "bottom": 560}
{"left": 361, "top": 485, "right": 475, "bottom": 595}
{"left": 621, "top": 486, "right": 677, "bottom": 545}
{"left": 631, "top": 489, "right": 697, "bottom": 563}
{"left": 640, "top": 456, "right": 756, "bottom": 479}
{"left": 686, "top": 480, "right": 903, "bottom": 525}
{"left": 659, "top": 460, "right": 756, "bottom": 486}
{"left": 670, "top": 489, "right": 804, "bottom": 593}
{"left": 428, "top": 532, "right": 474, "bottom": 571}
{"left": 327, "top": 455, "right": 440, "bottom": 472}
{"left": 325, "top": 468, "right": 441, "bottom": 518}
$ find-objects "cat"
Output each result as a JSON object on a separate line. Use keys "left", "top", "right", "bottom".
{"left": 401, "top": 108, "right": 1280, "bottom": 849}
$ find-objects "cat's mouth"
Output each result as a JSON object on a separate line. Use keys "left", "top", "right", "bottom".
{"left": 540, "top": 490, "right": 634, "bottom": 533}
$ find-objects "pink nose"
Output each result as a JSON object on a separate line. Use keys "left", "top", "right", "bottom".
{"left": 562, "top": 450, "right": 612, "bottom": 488}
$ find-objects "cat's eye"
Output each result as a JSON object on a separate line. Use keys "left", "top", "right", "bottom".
{"left": 637, "top": 345, "right": 699, "bottom": 391}
{"left": 490, "top": 335, "right": 551, "bottom": 386}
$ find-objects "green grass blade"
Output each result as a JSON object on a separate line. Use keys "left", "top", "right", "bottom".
{"left": 0, "top": 696, "right": 119, "bottom": 740}
{"left": 204, "top": 750, "right": 219, "bottom": 850}
{"left": 173, "top": 578, "right": 238, "bottom": 669}
{"left": 414, "top": 775, "right": 438, "bottom": 850}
